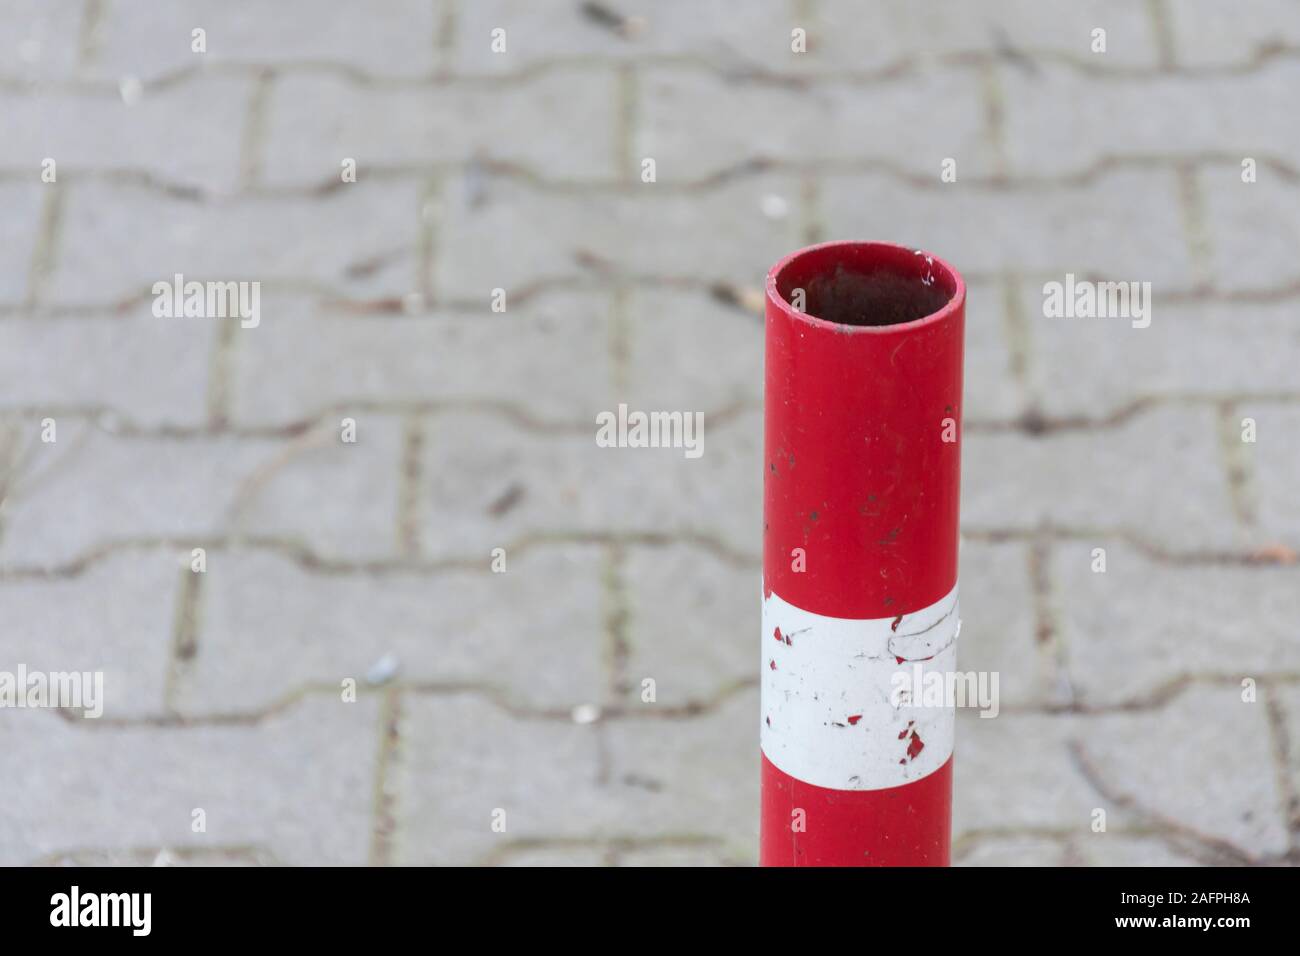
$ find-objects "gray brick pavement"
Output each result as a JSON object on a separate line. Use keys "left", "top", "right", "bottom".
{"left": 229, "top": 292, "right": 616, "bottom": 428}
{"left": 0, "top": 304, "right": 217, "bottom": 427}
{"left": 0, "top": 695, "right": 381, "bottom": 866}
{"left": 2, "top": 0, "right": 1297, "bottom": 868}
{"left": 962, "top": 406, "right": 1242, "bottom": 551}
{"left": 4, "top": 74, "right": 253, "bottom": 194}
{"left": 181, "top": 544, "right": 609, "bottom": 717}
{"left": 1000, "top": 61, "right": 1300, "bottom": 176}
{"left": 48, "top": 180, "right": 425, "bottom": 305}
{"left": 85, "top": 0, "right": 440, "bottom": 81}
{"left": 261, "top": 68, "right": 622, "bottom": 186}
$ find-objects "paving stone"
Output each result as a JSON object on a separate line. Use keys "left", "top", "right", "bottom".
{"left": 1067, "top": 833, "right": 1204, "bottom": 866}
{"left": 1082, "top": 684, "right": 1289, "bottom": 857}
{"left": 433, "top": 173, "right": 801, "bottom": 300}
{"left": 87, "top": 0, "right": 438, "bottom": 81}
{"left": 616, "top": 844, "right": 733, "bottom": 866}
{"left": 3, "top": 73, "right": 251, "bottom": 194}
{"left": 636, "top": 65, "right": 997, "bottom": 181}
{"left": 0, "top": 418, "right": 267, "bottom": 568}
{"left": 0, "top": 695, "right": 381, "bottom": 866}
{"left": 398, "top": 691, "right": 759, "bottom": 866}
{"left": 1026, "top": 286, "right": 1300, "bottom": 419}
{"left": 813, "top": 0, "right": 1160, "bottom": 70}
{"left": 1239, "top": 402, "right": 1300, "bottom": 549}
{"left": 1199, "top": 166, "right": 1300, "bottom": 293}
{"left": 0, "top": 547, "right": 180, "bottom": 719}
{"left": 962, "top": 277, "right": 1026, "bottom": 422}
{"left": 619, "top": 543, "right": 754, "bottom": 710}
{"left": 421, "top": 407, "right": 761, "bottom": 560}
{"left": 0, "top": 183, "right": 44, "bottom": 304}
{"left": 954, "top": 834, "right": 1067, "bottom": 866}
{"left": 393, "top": 692, "right": 609, "bottom": 865}
{"left": 603, "top": 688, "right": 760, "bottom": 863}
{"left": 0, "top": 0, "right": 85, "bottom": 80}
{"left": 0, "top": 303, "right": 215, "bottom": 428}
{"left": 622, "top": 287, "right": 762, "bottom": 418}
{"left": 228, "top": 291, "right": 614, "bottom": 429}
{"left": 0, "top": 415, "right": 402, "bottom": 568}
{"left": 953, "top": 709, "right": 1125, "bottom": 838}
{"left": 37, "top": 846, "right": 283, "bottom": 866}
{"left": 1053, "top": 542, "right": 1300, "bottom": 708}
{"left": 496, "top": 845, "right": 608, "bottom": 866}
{"left": 1001, "top": 61, "right": 1300, "bottom": 176}
{"left": 1167, "top": 0, "right": 1300, "bottom": 66}
{"left": 261, "top": 68, "right": 620, "bottom": 186}
{"left": 51, "top": 180, "right": 423, "bottom": 306}
{"left": 450, "top": 0, "right": 1157, "bottom": 74}
{"left": 821, "top": 170, "right": 1194, "bottom": 289}
{"left": 178, "top": 544, "right": 608, "bottom": 716}
{"left": 962, "top": 405, "right": 1239, "bottom": 551}
{"left": 447, "top": 0, "right": 793, "bottom": 74}
{"left": 954, "top": 539, "right": 1046, "bottom": 711}
{"left": 223, "top": 414, "right": 405, "bottom": 562}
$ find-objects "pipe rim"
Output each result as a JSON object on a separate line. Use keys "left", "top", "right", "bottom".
{"left": 766, "top": 239, "right": 966, "bottom": 335}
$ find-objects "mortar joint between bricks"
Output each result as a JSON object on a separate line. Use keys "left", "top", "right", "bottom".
{"left": 367, "top": 685, "right": 405, "bottom": 867}
{"left": 1215, "top": 400, "right": 1259, "bottom": 528}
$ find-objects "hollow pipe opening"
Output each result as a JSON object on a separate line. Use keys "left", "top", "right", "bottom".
{"left": 770, "top": 241, "right": 962, "bottom": 330}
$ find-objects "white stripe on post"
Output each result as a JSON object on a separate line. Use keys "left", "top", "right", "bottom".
{"left": 761, "top": 585, "right": 959, "bottom": 791}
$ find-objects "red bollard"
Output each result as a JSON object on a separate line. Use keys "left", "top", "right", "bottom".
{"left": 760, "top": 241, "right": 965, "bottom": 867}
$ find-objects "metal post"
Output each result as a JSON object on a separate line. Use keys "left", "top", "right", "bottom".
{"left": 760, "top": 240, "right": 965, "bottom": 866}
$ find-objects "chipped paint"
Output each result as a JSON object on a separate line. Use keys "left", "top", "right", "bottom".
{"left": 760, "top": 584, "right": 958, "bottom": 791}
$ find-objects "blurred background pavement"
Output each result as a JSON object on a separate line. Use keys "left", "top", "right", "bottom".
{"left": 2, "top": 1, "right": 1299, "bottom": 866}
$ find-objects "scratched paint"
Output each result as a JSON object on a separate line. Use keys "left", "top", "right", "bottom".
{"left": 760, "top": 585, "right": 958, "bottom": 791}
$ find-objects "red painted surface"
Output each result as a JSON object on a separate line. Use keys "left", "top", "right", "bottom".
{"left": 760, "top": 240, "right": 965, "bottom": 867}
{"left": 761, "top": 753, "right": 953, "bottom": 866}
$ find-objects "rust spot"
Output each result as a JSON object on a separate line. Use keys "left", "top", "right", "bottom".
{"left": 765, "top": 716, "right": 771, "bottom": 727}
{"left": 809, "top": 510, "right": 819, "bottom": 521}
